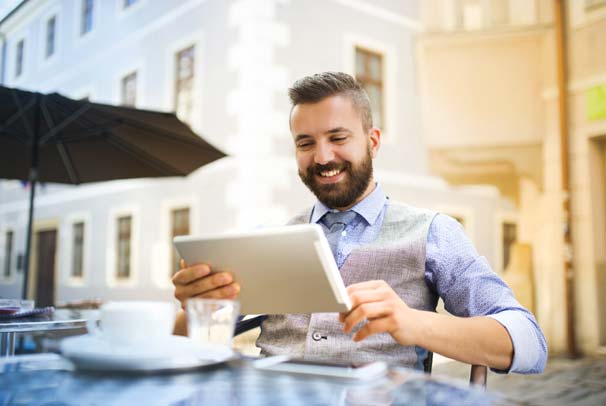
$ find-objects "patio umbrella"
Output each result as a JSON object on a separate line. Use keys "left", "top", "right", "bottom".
{"left": 0, "top": 85, "right": 227, "bottom": 299}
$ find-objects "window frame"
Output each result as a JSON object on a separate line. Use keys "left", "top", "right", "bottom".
{"left": 116, "top": 0, "right": 145, "bottom": 18}
{"left": 354, "top": 46, "right": 385, "bottom": 132}
{"left": 45, "top": 15, "right": 57, "bottom": 59}
{"left": 106, "top": 206, "right": 140, "bottom": 288}
{"left": 71, "top": 221, "right": 85, "bottom": 279}
{"left": 169, "top": 207, "right": 191, "bottom": 276}
{"left": 174, "top": 44, "right": 196, "bottom": 126}
{"left": 164, "top": 33, "right": 203, "bottom": 130}
{"left": 2, "top": 229, "right": 14, "bottom": 281}
{"left": 120, "top": 71, "right": 138, "bottom": 107}
{"left": 80, "top": 0, "right": 95, "bottom": 36}
{"left": 62, "top": 213, "right": 91, "bottom": 287}
{"left": 152, "top": 196, "right": 199, "bottom": 289}
{"left": 502, "top": 221, "right": 518, "bottom": 271}
{"left": 344, "top": 34, "right": 397, "bottom": 143}
{"left": 14, "top": 39, "right": 25, "bottom": 79}
{"left": 494, "top": 211, "right": 519, "bottom": 274}
{"left": 116, "top": 215, "right": 132, "bottom": 280}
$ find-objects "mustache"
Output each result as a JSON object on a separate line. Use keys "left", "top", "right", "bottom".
{"left": 308, "top": 161, "right": 351, "bottom": 176}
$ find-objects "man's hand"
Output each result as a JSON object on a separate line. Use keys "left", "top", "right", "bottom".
{"left": 339, "top": 280, "right": 419, "bottom": 345}
{"left": 172, "top": 260, "right": 240, "bottom": 310}
{"left": 339, "top": 280, "right": 515, "bottom": 370}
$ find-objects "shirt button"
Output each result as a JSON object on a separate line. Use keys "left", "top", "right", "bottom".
{"left": 312, "top": 332, "right": 322, "bottom": 341}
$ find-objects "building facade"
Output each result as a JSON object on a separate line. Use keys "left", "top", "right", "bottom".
{"left": 0, "top": 0, "right": 513, "bottom": 323}
{"left": 418, "top": 0, "right": 606, "bottom": 356}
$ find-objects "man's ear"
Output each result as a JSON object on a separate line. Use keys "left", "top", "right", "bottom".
{"left": 369, "top": 127, "right": 381, "bottom": 158}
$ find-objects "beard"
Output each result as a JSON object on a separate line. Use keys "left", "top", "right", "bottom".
{"left": 299, "top": 148, "right": 373, "bottom": 209}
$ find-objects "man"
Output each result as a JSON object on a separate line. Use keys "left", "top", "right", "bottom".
{"left": 173, "top": 72, "right": 547, "bottom": 373}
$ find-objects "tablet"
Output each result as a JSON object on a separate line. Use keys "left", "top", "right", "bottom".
{"left": 253, "top": 356, "right": 388, "bottom": 380}
{"left": 173, "top": 224, "right": 352, "bottom": 314}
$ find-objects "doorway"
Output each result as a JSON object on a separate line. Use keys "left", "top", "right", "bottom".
{"left": 28, "top": 221, "right": 59, "bottom": 307}
{"left": 590, "top": 136, "right": 606, "bottom": 346}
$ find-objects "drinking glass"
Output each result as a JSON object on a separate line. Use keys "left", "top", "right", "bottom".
{"left": 186, "top": 299, "right": 239, "bottom": 349}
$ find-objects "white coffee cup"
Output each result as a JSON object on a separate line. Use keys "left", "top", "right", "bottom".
{"left": 87, "top": 301, "right": 175, "bottom": 345}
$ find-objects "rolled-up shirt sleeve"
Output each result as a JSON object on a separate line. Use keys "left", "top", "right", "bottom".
{"left": 425, "top": 214, "right": 547, "bottom": 374}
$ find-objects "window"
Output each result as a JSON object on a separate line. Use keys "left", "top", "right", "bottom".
{"left": 45, "top": 16, "right": 56, "bottom": 58}
{"left": 175, "top": 45, "right": 195, "bottom": 125}
{"left": 71, "top": 222, "right": 84, "bottom": 278}
{"left": 15, "top": 40, "right": 24, "bottom": 77}
{"left": 502, "top": 222, "right": 517, "bottom": 270}
{"left": 124, "top": 0, "right": 138, "bottom": 8}
{"left": 121, "top": 72, "right": 137, "bottom": 107}
{"left": 3, "top": 230, "right": 13, "bottom": 278}
{"left": 81, "top": 0, "right": 94, "bottom": 35}
{"left": 116, "top": 216, "right": 132, "bottom": 279}
{"left": 355, "top": 47, "right": 384, "bottom": 130}
{"left": 171, "top": 208, "right": 190, "bottom": 275}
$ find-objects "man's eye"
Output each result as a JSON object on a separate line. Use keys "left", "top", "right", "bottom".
{"left": 332, "top": 137, "right": 347, "bottom": 142}
{"left": 297, "top": 143, "right": 312, "bottom": 149}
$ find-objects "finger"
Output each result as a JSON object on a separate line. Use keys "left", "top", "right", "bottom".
{"left": 349, "top": 289, "right": 387, "bottom": 309}
{"left": 342, "top": 302, "right": 390, "bottom": 333}
{"left": 353, "top": 318, "right": 392, "bottom": 342}
{"left": 172, "top": 264, "right": 212, "bottom": 285}
{"left": 340, "top": 290, "right": 388, "bottom": 323}
{"left": 193, "top": 282, "right": 240, "bottom": 300}
{"left": 180, "top": 259, "right": 187, "bottom": 269}
{"left": 183, "top": 272, "right": 235, "bottom": 298}
{"left": 346, "top": 280, "right": 387, "bottom": 294}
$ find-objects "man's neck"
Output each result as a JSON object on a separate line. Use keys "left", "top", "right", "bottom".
{"left": 333, "top": 179, "right": 376, "bottom": 211}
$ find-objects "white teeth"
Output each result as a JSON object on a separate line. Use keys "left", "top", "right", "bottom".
{"left": 320, "top": 169, "right": 340, "bottom": 177}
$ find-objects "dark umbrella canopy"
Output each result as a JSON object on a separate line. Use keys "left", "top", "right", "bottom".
{"left": 0, "top": 85, "right": 227, "bottom": 299}
{"left": 0, "top": 86, "right": 225, "bottom": 183}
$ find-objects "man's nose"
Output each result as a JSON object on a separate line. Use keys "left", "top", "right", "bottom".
{"left": 314, "top": 142, "right": 335, "bottom": 165}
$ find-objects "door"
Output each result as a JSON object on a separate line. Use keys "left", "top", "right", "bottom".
{"left": 590, "top": 136, "right": 606, "bottom": 346}
{"left": 35, "top": 229, "right": 57, "bottom": 307}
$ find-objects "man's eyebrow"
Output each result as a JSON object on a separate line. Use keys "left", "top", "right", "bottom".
{"left": 295, "top": 134, "right": 312, "bottom": 143}
{"left": 325, "top": 127, "right": 352, "bottom": 135}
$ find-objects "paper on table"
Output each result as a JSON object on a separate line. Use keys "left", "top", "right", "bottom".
{"left": 0, "top": 306, "right": 54, "bottom": 320}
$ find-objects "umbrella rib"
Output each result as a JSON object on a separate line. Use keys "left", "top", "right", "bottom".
{"left": 39, "top": 103, "right": 92, "bottom": 144}
{"left": 104, "top": 133, "right": 187, "bottom": 176}
{"left": 40, "top": 97, "right": 57, "bottom": 133}
{"left": 0, "top": 90, "right": 38, "bottom": 142}
{"left": 92, "top": 108, "right": 215, "bottom": 149}
{"left": 55, "top": 142, "right": 81, "bottom": 184}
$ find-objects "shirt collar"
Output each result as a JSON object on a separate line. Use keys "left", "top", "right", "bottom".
{"left": 310, "top": 183, "right": 387, "bottom": 226}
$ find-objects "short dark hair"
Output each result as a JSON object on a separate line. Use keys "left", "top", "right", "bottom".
{"left": 288, "top": 72, "right": 373, "bottom": 131}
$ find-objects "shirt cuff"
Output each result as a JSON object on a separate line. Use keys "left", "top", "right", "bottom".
{"left": 487, "top": 310, "right": 547, "bottom": 374}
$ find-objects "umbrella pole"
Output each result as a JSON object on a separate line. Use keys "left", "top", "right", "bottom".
{"left": 21, "top": 94, "right": 40, "bottom": 300}
{"left": 21, "top": 170, "right": 37, "bottom": 300}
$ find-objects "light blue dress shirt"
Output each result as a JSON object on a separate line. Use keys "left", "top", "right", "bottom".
{"left": 311, "top": 184, "right": 547, "bottom": 374}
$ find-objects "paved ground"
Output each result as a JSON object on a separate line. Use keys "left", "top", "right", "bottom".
{"left": 234, "top": 331, "right": 606, "bottom": 405}
{"left": 433, "top": 355, "right": 606, "bottom": 405}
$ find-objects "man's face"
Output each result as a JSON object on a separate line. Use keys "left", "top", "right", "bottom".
{"left": 290, "top": 95, "right": 381, "bottom": 210}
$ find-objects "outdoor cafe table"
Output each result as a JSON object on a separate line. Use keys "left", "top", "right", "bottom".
{"left": 0, "top": 353, "right": 497, "bottom": 405}
{"left": 0, "top": 309, "right": 91, "bottom": 357}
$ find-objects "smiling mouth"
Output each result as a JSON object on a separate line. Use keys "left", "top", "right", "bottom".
{"left": 316, "top": 168, "right": 346, "bottom": 184}
{"left": 320, "top": 169, "right": 341, "bottom": 177}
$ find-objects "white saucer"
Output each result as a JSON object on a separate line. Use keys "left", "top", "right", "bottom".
{"left": 60, "top": 334, "right": 235, "bottom": 372}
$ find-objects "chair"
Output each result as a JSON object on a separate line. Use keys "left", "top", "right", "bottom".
{"left": 235, "top": 315, "right": 487, "bottom": 387}
{"left": 423, "top": 351, "right": 487, "bottom": 387}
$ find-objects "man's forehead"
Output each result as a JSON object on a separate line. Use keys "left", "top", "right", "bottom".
{"left": 290, "top": 96, "right": 361, "bottom": 134}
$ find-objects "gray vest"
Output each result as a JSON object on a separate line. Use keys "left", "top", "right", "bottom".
{"left": 256, "top": 201, "right": 438, "bottom": 367}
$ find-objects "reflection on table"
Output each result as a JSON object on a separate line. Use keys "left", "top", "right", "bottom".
{"left": 0, "top": 354, "right": 495, "bottom": 405}
{"left": 0, "top": 309, "right": 95, "bottom": 357}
